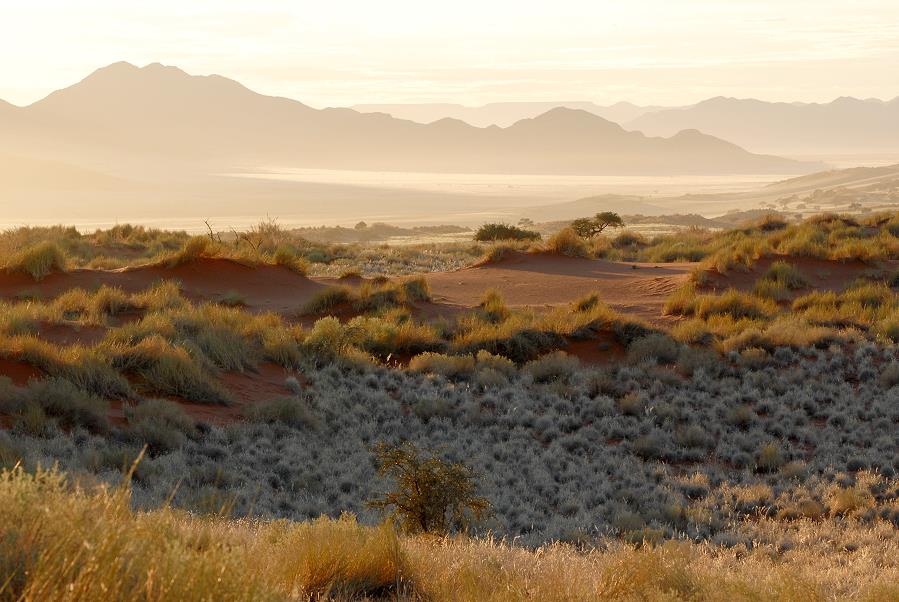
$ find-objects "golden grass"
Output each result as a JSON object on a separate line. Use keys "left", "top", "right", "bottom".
{"left": 1, "top": 466, "right": 896, "bottom": 601}
{"left": 2, "top": 242, "right": 67, "bottom": 280}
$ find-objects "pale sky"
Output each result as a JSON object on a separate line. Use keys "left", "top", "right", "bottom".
{"left": 2, "top": 0, "right": 898, "bottom": 108}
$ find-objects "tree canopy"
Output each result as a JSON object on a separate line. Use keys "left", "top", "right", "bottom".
{"left": 570, "top": 212, "right": 624, "bottom": 238}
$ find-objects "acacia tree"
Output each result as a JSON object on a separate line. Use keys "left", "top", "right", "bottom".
{"left": 367, "top": 442, "right": 491, "bottom": 534}
{"left": 570, "top": 212, "right": 624, "bottom": 238}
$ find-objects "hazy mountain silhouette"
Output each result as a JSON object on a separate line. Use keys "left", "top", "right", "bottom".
{"left": 627, "top": 96, "right": 899, "bottom": 154}
{"left": 0, "top": 62, "right": 818, "bottom": 176}
{"left": 351, "top": 101, "right": 668, "bottom": 128}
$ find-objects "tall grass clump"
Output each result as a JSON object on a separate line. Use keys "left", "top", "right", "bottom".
{"left": 543, "top": 227, "right": 591, "bottom": 258}
{"left": 3, "top": 242, "right": 67, "bottom": 280}
{"left": 301, "top": 285, "right": 354, "bottom": 315}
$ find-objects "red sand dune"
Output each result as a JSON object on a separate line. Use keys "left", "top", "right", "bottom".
{"left": 703, "top": 256, "right": 880, "bottom": 296}
{"left": 0, "top": 258, "right": 327, "bottom": 314}
{"left": 426, "top": 251, "right": 695, "bottom": 323}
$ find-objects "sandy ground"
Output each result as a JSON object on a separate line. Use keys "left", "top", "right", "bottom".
{"left": 427, "top": 252, "right": 695, "bottom": 323}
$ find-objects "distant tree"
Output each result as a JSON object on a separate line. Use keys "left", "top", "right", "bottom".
{"left": 473, "top": 223, "right": 541, "bottom": 242}
{"left": 367, "top": 442, "right": 491, "bottom": 535}
{"left": 354, "top": 221, "right": 368, "bottom": 230}
{"left": 570, "top": 212, "right": 624, "bottom": 238}
{"left": 518, "top": 217, "right": 535, "bottom": 227}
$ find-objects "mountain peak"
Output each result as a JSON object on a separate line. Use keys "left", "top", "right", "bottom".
{"left": 525, "top": 106, "right": 622, "bottom": 130}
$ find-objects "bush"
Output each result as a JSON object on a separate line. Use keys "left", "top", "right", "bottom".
{"left": 524, "top": 351, "right": 579, "bottom": 383}
{"left": 479, "top": 289, "right": 509, "bottom": 323}
{"left": 25, "top": 378, "right": 109, "bottom": 433}
{"left": 125, "top": 399, "right": 195, "bottom": 453}
{"left": 3, "top": 242, "right": 67, "bottom": 280}
{"left": 628, "top": 334, "right": 679, "bottom": 364}
{"left": 544, "top": 228, "right": 590, "bottom": 258}
{"left": 408, "top": 353, "right": 476, "bottom": 379}
{"left": 302, "top": 286, "right": 355, "bottom": 315}
{"left": 611, "top": 231, "right": 647, "bottom": 250}
{"left": 402, "top": 277, "right": 431, "bottom": 303}
{"left": 246, "top": 396, "right": 318, "bottom": 430}
{"left": 109, "top": 336, "right": 231, "bottom": 404}
{"left": 272, "top": 246, "right": 308, "bottom": 274}
{"left": 367, "top": 442, "right": 491, "bottom": 534}
{"left": 473, "top": 223, "right": 540, "bottom": 242}
{"left": 165, "top": 237, "right": 220, "bottom": 267}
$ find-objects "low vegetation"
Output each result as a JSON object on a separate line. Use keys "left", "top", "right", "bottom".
{"left": 3, "top": 213, "right": 899, "bottom": 598}
{"left": 473, "top": 223, "right": 541, "bottom": 242}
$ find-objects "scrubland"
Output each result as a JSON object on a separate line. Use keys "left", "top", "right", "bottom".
{"left": 1, "top": 212, "right": 898, "bottom": 600}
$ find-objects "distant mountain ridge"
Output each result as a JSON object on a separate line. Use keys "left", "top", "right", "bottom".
{"left": 0, "top": 62, "right": 819, "bottom": 176}
{"left": 627, "top": 96, "right": 899, "bottom": 154}
{"left": 351, "top": 101, "right": 668, "bottom": 128}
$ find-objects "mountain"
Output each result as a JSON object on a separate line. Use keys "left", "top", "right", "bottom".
{"left": 0, "top": 62, "right": 818, "bottom": 176}
{"left": 627, "top": 96, "right": 899, "bottom": 155}
{"left": 350, "top": 101, "right": 667, "bottom": 128}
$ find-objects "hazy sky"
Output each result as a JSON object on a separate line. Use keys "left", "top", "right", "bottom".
{"left": 2, "top": 0, "right": 898, "bottom": 108}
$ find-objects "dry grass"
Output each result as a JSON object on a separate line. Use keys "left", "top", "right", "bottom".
{"left": 2, "top": 242, "right": 67, "bottom": 280}
{"left": 0, "top": 466, "right": 896, "bottom": 601}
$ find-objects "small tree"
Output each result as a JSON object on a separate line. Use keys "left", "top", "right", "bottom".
{"left": 368, "top": 442, "right": 491, "bottom": 534}
{"left": 570, "top": 212, "right": 624, "bottom": 238}
{"left": 354, "top": 221, "right": 368, "bottom": 230}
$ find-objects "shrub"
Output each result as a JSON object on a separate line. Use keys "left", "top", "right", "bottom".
{"left": 756, "top": 442, "right": 784, "bottom": 472}
{"left": 125, "top": 399, "right": 195, "bottom": 453}
{"left": 474, "top": 350, "right": 516, "bottom": 377}
{"left": 762, "top": 261, "right": 806, "bottom": 289}
{"left": 479, "top": 289, "right": 509, "bottom": 323}
{"left": 367, "top": 442, "right": 491, "bottom": 534}
{"left": 544, "top": 228, "right": 590, "bottom": 258}
{"left": 698, "top": 290, "right": 776, "bottom": 320}
{"left": 3, "top": 242, "right": 67, "bottom": 280}
{"left": 272, "top": 246, "right": 308, "bottom": 274}
{"left": 301, "top": 286, "right": 354, "bottom": 315}
{"left": 611, "top": 231, "right": 647, "bottom": 250}
{"left": 524, "top": 351, "right": 579, "bottom": 383}
{"left": 879, "top": 362, "right": 899, "bottom": 388}
{"left": 474, "top": 223, "right": 540, "bottom": 242}
{"left": 408, "top": 353, "right": 476, "bottom": 379}
{"left": 482, "top": 243, "right": 518, "bottom": 263}
{"left": 246, "top": 396, "right": 318, "bottom": 430}
{"left": 165, "top": 237, "right": 220, "bottom": 267}
{"left": 109, "top": 336, "right": 230, "bottom": 404}
{"left": 402, "top": 277, "right": 431, "bottom": 303}
{"left": 627, "top": 334, "right": 679, "bottom": 364}
{"left": 25, "top": 378, "right": 109, "bottom": 433}
{"left": 304, "top": 317, "right": 364, "bottom": 358}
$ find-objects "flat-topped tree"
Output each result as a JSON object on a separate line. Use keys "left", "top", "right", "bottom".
{"left": 571, "top": 212, "right": 624, "bottom": 238}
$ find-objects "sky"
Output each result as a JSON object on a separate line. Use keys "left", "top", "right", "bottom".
{"left": 2, "top": 0, "right": 899, "bottom": 108}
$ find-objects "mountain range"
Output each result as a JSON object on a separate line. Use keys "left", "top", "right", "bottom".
{"left": 0, "top": 62, "right": 818, "bottom": 176}
{"left": 350, "top": 101, "right": 665, "bottom": 129}
{"left": 356, "top": 96, "right": 899, "bottom": 156}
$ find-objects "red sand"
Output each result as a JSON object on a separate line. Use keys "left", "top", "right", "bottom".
{"left": 36, "top": 321, "right": 107, "bottom": 346}
{"left": 0, "top": 258, "right": 327, "bottom": 314}
{"left": 0, "top": 358, "right": 42, "bottom": 386}
{"left": 427, "top": 251, "right": 694, "bottom": 323}
{"left": 703, "top": 256, "right": 876, "bottom": 297}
